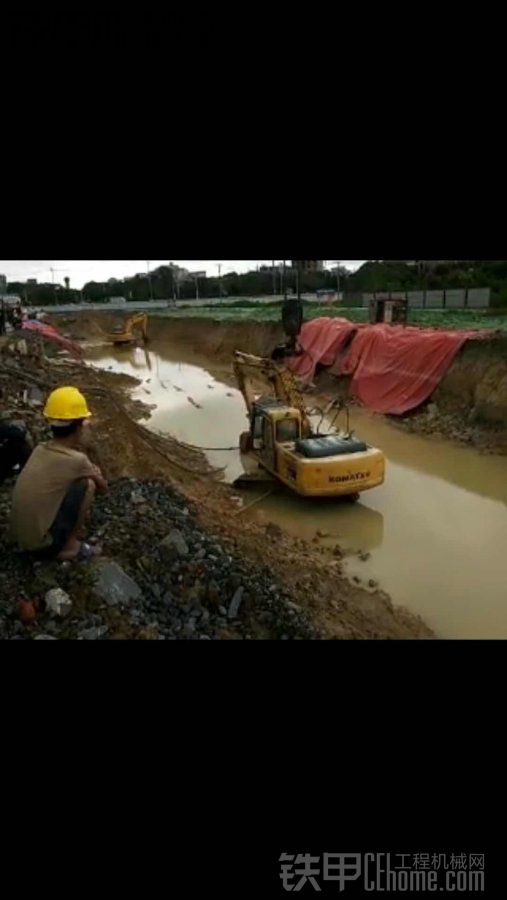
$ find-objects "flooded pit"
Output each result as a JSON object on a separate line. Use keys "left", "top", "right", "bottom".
{"left": 86, "top": 339, "right": 507, "bottom": 640}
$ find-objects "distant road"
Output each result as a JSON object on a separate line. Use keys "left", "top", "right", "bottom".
{"left": 35, "top": 294, "right": 327, "bottom": 315}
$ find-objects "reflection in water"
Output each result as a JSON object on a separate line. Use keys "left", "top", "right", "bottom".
{"left": 86, "top": 341, "right": 249, "bottom": 481}
{"left": 256, "top": 494, "right": 385, "bottom": 551}
{"left": 86, "top": 340, "right": 507, "bottom": 640}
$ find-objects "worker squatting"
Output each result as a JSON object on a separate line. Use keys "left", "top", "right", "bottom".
{"left": 3, "top": 386, "right": 107, "bottom": 562}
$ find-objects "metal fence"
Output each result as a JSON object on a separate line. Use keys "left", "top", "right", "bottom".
{"left": 359, "top": 288, "right": 490, "bottom": 310}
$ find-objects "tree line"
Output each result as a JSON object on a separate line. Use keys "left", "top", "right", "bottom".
{"left": 6, "top": 261, "right": 507, "bottom": 306}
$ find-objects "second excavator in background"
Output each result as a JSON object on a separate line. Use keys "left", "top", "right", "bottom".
{"left": 108, "top": 313, "right": 149, "bottom": 346}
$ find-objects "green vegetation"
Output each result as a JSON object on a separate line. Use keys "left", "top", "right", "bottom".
{"left": 409, "top": 310, "right": 507, "bottom": 330}
{"left": 152, "top": 304, "right": 507, "bottom": 331}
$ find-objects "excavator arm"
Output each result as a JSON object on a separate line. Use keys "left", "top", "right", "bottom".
{"left": 127, "top": 314, "right": 148, "bottom": 338}
{"left": 271, "top": 260, "right": 304, "bottom": 360}
{"left": 233, "top": 351, "right": 312, "bottom": 436}
{"left": 110, "top": 313, "right": 148, "bottom": 344}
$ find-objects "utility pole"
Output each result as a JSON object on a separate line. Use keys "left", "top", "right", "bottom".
{"left": 272, "top": 260, "right": 276, "bottom": 296}
{"left": 146, "top": 261, "right": 154, "bottom": 301}
{"left": 195, "top": 275, "right": 200, "bottom": 302}
{"left": 331, "top": 261, "right": 342, "bottom": 298}
{"left": 217, "top": 263, "right": 222, "bottom": 300}
{"left": 49, "top": 267, "right": 69, "bottom": 304}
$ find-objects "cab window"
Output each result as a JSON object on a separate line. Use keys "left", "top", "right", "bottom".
{"left": 276, "top": 418, "right": 299, "bottom": 443}
{"left": 253, "top": 416, "right": 263, "bottom": 439}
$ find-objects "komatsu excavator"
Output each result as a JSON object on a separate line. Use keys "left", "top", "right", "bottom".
{"left": 108, "top": 313, "right": 148, "bottom": 346}
{"left": 234, "top": 261, "right": 385, "bottom": 498}
{"left": 234, "top": 351, "right": 385, "bottom": 499}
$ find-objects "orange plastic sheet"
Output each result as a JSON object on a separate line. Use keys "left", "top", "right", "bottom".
{"left": 22, "top": 320, "right": 82, "bottom": 359}
{"left": 287, "top": 319, "right": 490, "bottom": 415}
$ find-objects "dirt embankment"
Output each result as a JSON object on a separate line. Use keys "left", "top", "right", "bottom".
{"left": 433, "top": 335, "right": 507, "bottom": 426}
{"left": 57, "top": 312, "right": 285, "bottom": 361}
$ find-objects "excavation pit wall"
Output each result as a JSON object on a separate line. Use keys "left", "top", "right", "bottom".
{"left": 51, "top": 312, "right": 507, "bottom": 639}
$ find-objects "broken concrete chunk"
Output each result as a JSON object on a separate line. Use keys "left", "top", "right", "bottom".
{"left": 228, "top": 586, "right": 244, "bottom": 619}
{"left": 45, "top": 588, "right": 73, "bottom": 618}
{"left": 159, "top": 529, "right": 189, "bottom": 558}
{"left": 79, "top": 625, "right": 109, "bottom": 641}
{"left": 93, "top": 561, "right": 142, "bottom": 608}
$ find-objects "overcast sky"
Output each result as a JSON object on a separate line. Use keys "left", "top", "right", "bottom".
{"left": 0, "top": 260, "right": 366, "bottom": 289}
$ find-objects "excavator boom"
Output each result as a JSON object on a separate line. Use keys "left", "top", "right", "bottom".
{"left": 233, "top": 351, "right": 312, "bottom": 436}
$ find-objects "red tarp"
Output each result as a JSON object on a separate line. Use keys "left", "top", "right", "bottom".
{"left": 287, "top": 319, "right": 491, "bottom": 415}
{"left": 22, "top": 320, "right": 82, "bottom": 359}
{"left": 286, "top": 317, "right": 358, "bottom": 383}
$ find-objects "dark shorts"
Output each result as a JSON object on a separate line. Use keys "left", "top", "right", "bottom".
{"left": 0, "top": 424, "right": 32, "bottom": 483}
{"left": 43, "top": 478, "right": 89, "bottom": 558}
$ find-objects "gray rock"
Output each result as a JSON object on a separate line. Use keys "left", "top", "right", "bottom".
{"left": 286, "top": 601, "right": 301, "bottom": 612}
{"left": 34, "top": 634, "right": 57, "bottom": 641}
{"left": 80, "top": 625, "right": 109, "bottom": 641}
{"left": 228, "top": 587, "right": 244, "bottom": 619}
{"left": 28, "top": 386, "right": 44, "bottom": 404}
{"left": 93, "top": 561, "right": 142, "bottom": 608}
{"left": 160, "top": 529, "right": 189, "bottom": 558}
{"left": 218, "top": 605, "right": 228, "bottom": 616}
{"left": 45, "top": 587, "right": 73, "bottom": 618}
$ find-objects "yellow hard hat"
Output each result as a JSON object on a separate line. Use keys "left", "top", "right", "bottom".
{"left": 43, "top": 386, "right": 92, "bottom": 422}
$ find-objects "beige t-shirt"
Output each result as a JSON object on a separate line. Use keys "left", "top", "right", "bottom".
{"left": 10, "top": 442, "right": 95, "bottom": 550}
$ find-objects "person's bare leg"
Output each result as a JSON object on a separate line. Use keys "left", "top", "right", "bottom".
{"left": 57, "top": 480, "right": 98, "bottom": 561}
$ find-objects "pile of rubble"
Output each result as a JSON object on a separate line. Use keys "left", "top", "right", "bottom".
{"left": 392, "top": 403, "right": 507, "bottom": 453}
{"left": 0, "top": 476, "right": 319, "bottom": 641}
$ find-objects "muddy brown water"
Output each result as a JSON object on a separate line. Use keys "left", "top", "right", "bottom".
{"left": 86, "top": 340, "right": 507, "bottom": 640}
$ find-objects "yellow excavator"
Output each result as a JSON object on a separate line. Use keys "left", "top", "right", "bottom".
{"left": 233, "top": 351, "right": 385, "bottom": 499}
{"left": 108, "top": 313, "right": 149, "bottom": 346}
